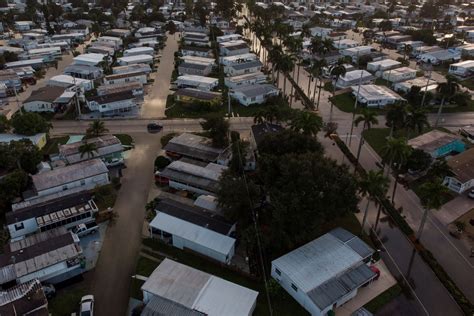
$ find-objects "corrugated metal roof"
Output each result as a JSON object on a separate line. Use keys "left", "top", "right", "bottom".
{"left": 272, "top": 229, "right": 373, "bottom": 293}
{"left": 164, "top": 133, "right": 224, "bottom": 162}
{"left": 142, "top": 295, "right": 203, "bottom": 316}
{"left": 307, "top": 263, "right": 376, "bottom": 309}
{"left": 149, "top": 211, "right": 235, "bottom": 256}
{"left": 141, "top": 259, "right": 258, "bottom": 316}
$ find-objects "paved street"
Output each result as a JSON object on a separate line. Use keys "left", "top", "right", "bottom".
{"left": 89, "top": 132, "right": 162, "bottom": 316}
{"left": 141, "top": 33, "right": 179, "bottom": 118}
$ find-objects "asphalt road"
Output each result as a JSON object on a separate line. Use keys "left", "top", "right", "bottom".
{"left": 89, "top": 132, "right": 162, "bottom": 316}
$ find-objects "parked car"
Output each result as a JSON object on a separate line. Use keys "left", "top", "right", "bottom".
{"left": 147, "top": 122, "right": 163, "bottom": 133}
{"left": 72, "top": 222, "right": 98, "bottom": 237}
{"left": 468, "top": 189, "right": 474, "bottom": 199}
{"left": 42, "top": 284, "right": 56, "bottom": 299}
{"left": 80, "top": 295, "right": 94, "bottom": 316}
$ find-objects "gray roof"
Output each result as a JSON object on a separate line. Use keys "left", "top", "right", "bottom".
{"left": 408, "top": 130, "right": 461, "bottom": 153}
{"left": 231, "top": 60, "right": 263, "bottom": 70}
{"left": 32, "top": 159, "right": 108, "bottom": 191}
{"left": 142, "top": 296, "right": 204, "bottom": 316}
{"left": 59, "top": 135, "right": 123, "bottom": 164}
{"left": 0, "top": 279, "right": 48, "bottom": 316}
{"left": 232, "top": 83, "right": 277, "bottom": 98}
{"left": 174, "top": 88, "right": 221, "bottom": 101}
{"left": 307, "top": 263, "right": 376, "bottom": 309}
{"left": 159, "top": 160, "right": 226, "bottom": 193}
{"left": 179, "top": 62, "right": 208, "bottom": 70}
{"left": 272, "top": 228, "right": 374, "bottom": 296}
{"left": 164, "top": 133, "right": 225, "bottom": 162}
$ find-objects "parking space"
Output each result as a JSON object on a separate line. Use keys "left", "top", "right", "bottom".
{"left": 80, "top": 222, "right": 108, "bottom": 271}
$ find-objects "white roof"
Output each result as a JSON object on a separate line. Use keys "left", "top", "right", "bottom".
{"left": 352, "top": 84, "right": 404, "bottom": 101}
{"left": 451, "top": 60, "right": 474, "bottom": 68}
{"left": 141, "top": 259, "right": 258, "bottom": 316}
{"left": 98, "top": 35, "right": 122, "bottom": 42}
{"left": 177, "top": 75, "right": 219, "bottom": 84}
{"left": 118, "top": 55, "right": 153, "bottom": 62}
{"left": 341, "top": 69, "right": 372, "bottom": 81}
{"left": 124, "top": 47, "right": 154, "bottom": 54}
{"left": 384, "top": 66, "right": 416, "bottom": 76}
{"left": 344, "top": 45, "right": 373, "bottom": 53}
{"left": 272, "top": 233, "right": 364, "bottom": 293}
{"left": 368, "top": 59, "right": 401, "bottom": 68}
{"left": 74, "top": 53, "right": 105, "bottom": 64}
{"left": 49, "top": 74, "right": 91, "bottom": 85}
{"left": 149, "top": 212, "right": 235, "bottom": 255}
{"left": 167, "top": 160, "right": 226, "bottom": 181}
{"left": 194, "top": 195, "right": 218, "bottom": 211}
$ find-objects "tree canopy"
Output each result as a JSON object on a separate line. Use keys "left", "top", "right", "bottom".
{"left": 200, "top": 115, "right": 230, "bottom": 148}
{"left": 11, "top": 113, "right": 51, "bottom": 136}
{"left": 0, "top": 139, "right": 42, "bottom": 174}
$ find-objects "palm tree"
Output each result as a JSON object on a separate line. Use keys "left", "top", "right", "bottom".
{"left": 86, "top": 120, "right": 109, "bottom": 138}
{"left": 289, "top": 110, "right": 323, "bottom": 137}
{"left": 354, "top": 109, "right": 378, "bottom": 163}
{"left": 435, "top": 75, "right": 459, "bottom": 127}
{"left": 276, "top": 53, "right": 296, "bottom": 96}
{"left": 268, "top": 44, "right": 283, "bottom": 84}
{"left": 385, "top": 102, "right": 407, "bottom": 136}
{"left": 329, "top": 63, "right": 346, "bottom": 121}
{"left": 417, "top": 178, "right": 449, "bottom": 240}
{"left": 402, "top": 44, "right": 413, "bottom": 61}
{"left": 381, "top": 137, "right": 412, "bottom": 203}
{"left": 405, "top": 106, "right": 429, "bottom": 136}
{"left": 310, "top": 59, "right": 327, "bottom": 110}
{"left": 358, "top": 170, "right": 390, "bottom": 234}
{"left": 79, "top": 141, "right": 97, "bottom": 158}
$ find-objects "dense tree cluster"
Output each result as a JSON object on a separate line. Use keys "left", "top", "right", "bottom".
{"left": 11, "top": 113, "right": 51, "bottom": 136}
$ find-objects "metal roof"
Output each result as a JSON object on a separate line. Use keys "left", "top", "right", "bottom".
{"left": 408, "top": 130, "right": 461, "bottom": 153}
{"left": 0, "top": 279, "right": 48, "bottom": 316}
{"left": 164, "top": 133, "right": 224, "bottom": 162}
{"left": 307, "top": 263, "right": 376, "bottom": 309}
{"left": 230, "top": 60, "right": 263, "bottom": 70}
{"left": 142, "top": 295, "right": 204, "bottom": 316}
{"left": 32, "top": 159, "right": 108, "bottom": 191}
{"left": 447, "top": 148, "right": 474, "bottom": 183}
{"left": 352, "top": 85, "right": 404, "bottom": 102}
{"left": 59, "top": 134, "right": 123, "bottom": 164}
{"left": 231, "top": 83, "right": 278, "bottom": 98}
{"left": 141, "top": 259, "right": 258, "bottom": 316}
{"left": 272, "top": 228, "right": 374, "bottom": 293}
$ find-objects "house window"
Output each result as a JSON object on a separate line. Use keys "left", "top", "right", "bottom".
{"left": 62, "top": 185, "right": 68, "bottom": 191}
{"left": 14, "top": 223, "right": 24, "bottom": 231}
{"left": 291, "top": 283, "right": 298, "bottom": 292}
{"left": 80, "top": 179, "right": 85, "bottom": 186}
{"left": 275, "top": 268, "right": 281, "bottom": 276}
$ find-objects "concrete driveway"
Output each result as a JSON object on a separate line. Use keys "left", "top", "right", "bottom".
{"left": 436, "top": 194, "right": 474, "bottom": 226}
{"left": 90, "top": 132, "right": 162, "bottom": 316}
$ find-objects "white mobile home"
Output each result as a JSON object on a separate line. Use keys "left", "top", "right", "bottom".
{"left": 219, "top": 40, "right": 250, "bottom": 57}
{"left": 224, "top": 72, "right": 267, "bottom": 89}
{"left": 118, "top": 54, "right": 153, "bottom": 66}
{"left": 352, "top": 84, "right": 405, "bottom": 108}
{"left": 48, "top": 75, "right": 94, "bottom": 91}
{"left": 230, "top": 84, "right": 279, "bottom": 106}
{"left": 97, "top": 36, "right": 123, "bottom": 49}
{"left": 30, "top": 159, "right": 109, "bottom": 198}
{"left": 123, "top": 47, "right": 154, "bottom": 57}
{"left": 367, "top": 59, "right": 401, "bottom": 74}
{"left": 271, "top": 228, "right": 376, "bottom": 316}
{"left": 86, "top": 91, "right": 138, "bottom": 116}
{"left": 73, "top": 53, "right": 106, "bottom": 67}
{"left": 149, "top": 199, "right": 236, "bottom": 264}
{"left": 335, "top": 70, "right": 374, "bottom": 89}
{"left": 104, "top": 71, "right": 148, "bottom": 85}
{"left": 449, "top": 60, "right": 474, "bottom": 77}
{"left": 141, "top": 259, "right": 258, "bottom": 316}
{"left": 382, "top": 67, "right": 417, "bottom": 83}
{"left": 393, "top": 78, "right": 438, "bottom": 94}
{"left": 341, "top": 45, "right": 373, "bottom": 62}
{"left": 176, "top": 75, "right": 219, "bottom": 91}
{"left": 224, "top": 60, "right": 263, "bottom": 76}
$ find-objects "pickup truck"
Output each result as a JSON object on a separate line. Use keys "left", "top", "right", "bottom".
{"left": 72, "top": 222, "right": 98, "bottom": 237}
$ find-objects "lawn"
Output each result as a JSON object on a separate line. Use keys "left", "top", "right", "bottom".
{"left": 459, "top": 78, "right": 474, "bottom": 91}
{"left": 329, "top": 92, "right": 384, "bottom": 114}
{"left": 114, "top": 134, "right": 133, "bottom": 146}
{"left": 130, "top": 256, "right": 161, "bottom": 300}
{"left": 165, "top": 94, "right": 277, "bottom": 119}
{"left": 41, "top": 136, "right": 69, "bottom": 155}
{"left": 364, "top": 284, "right": 402, "bottom": 313}
{"left": 49, "top": 282, "right": 87, "bottom": 316}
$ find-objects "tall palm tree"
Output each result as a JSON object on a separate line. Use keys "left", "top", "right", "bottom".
{"left": 276, "top": 53, "right": 296, "bottom": 96}
{"left": 289, "top": 110, "right": 323, "bottom": 137}
{"left": 86, "top": 120, "right": 109, "bottom": 138}
{"left": 79, "top": 141, "right": 97, "bottom": 159}
{"left": 268, "top": 44, "right": 283, "bottom": 84}
{"left": 385, "top": 102, "right": 407, "bottom": 136}
{"left": 381, "top": 137, "right": 412, "bottom": 203}
{"left": 329, "top": 63, "right": 346, "bottom": 121}
{"left": 358, "top": 170, "right": 390, "bottom": 234}
{"left": 310, "top": 59, "right": 327, "bottom": 110}
{"left": 354, "top": 109, "right": 378, "bottom": 163}
{"left": 405, "top": 106, "right": 429, "bottom": 136}
{"left": 435, "top": 75, "right": 459, "bottom": 127}
{"left": 417, "top": 178, "right": 449, "bottom": 240}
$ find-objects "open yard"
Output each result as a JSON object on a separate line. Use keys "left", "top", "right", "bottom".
{"left": 329, "top": 92, "right": 384, "bottom": 114}
{"left": 41, "top": 136, "right": 69, "bottom": 155}
{"left": 49, "top": 279, "right": 88, "bottom": 316}
{"left": 364, "top": 284, "right": 403, "bottom": 313}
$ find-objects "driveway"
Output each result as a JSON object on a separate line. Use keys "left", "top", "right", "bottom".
{"left": 90, "top": 132, "right": 162, "bottom": 316}
{"left": 437, "top": 194, "right": 474, "bottom": 226}
{"left": 141, "top": 32, "right": 179, "bottom": 118}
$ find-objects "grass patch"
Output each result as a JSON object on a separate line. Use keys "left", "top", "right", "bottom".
{"left": 364, "top": 284, "right": 402, "bottom": 313}
{"left": 93, "top": 184, "right": 118, "bottom": 210}
{"left": 374, "top": 78, "right": 392, "bottom": 87}
{"left": 428, "top": 99, "right": 474, "bottom": 113}
{"left": 329, "top": 92, "right": 385, "bottom": 114}
{"left": 136, "top": 256, "right": 160, "bottom": 276}
{"left": 141, "top": 238, "right": 308, "bottom": 316}
{"left": 41, "top": 136, "right": 69, "bottom": 155}
{"left": 130, "top": 279, "right": 145, "bottom": 300}
{"left": 49, "top": 283, "right": 87, "bottom": 316}
{"left": 114, "top": 134, "right": 133, "bottom": 146}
